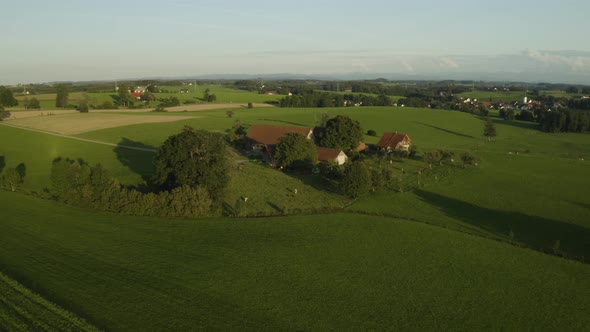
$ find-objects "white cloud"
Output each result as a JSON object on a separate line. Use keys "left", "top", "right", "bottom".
{"left": 524, "top": 49, "right": 590, "bottom": 71}
{"left": 439, "top": 58, "right": 460, "bottom": 69}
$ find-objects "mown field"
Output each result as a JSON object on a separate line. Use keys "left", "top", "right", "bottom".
{"left": 0, "top": 271, "right": 99, "bottom": 331}
{"left": 1, "top": 105, "right": 589, "bottom": 329}
{"left": 0, "top": 191, "right": 589, "bottom": 330}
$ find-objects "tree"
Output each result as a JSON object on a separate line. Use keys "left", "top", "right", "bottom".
{"left": 274, "top": 133, "right": 317, "bottom": 170}
{"left": 117, "top": 84, "right": 132, "bottom": 107}
{"left": 483, "top": 116, "right": 496, "bottom": 141}
{"left": 152, "top": 126, "right": 230, "bottom": 205}
{"left": 318, "top": 115, "right": 363, "bottom": 152}
{"left": 341, "top": 161, "right": 371, "bottom": 198}
{"left": 24, "top": 97, "right": 41, "bottom": 109}
{"left": 55, "top": 84, "right": 69, "bottom": 108}
{"left": 0, "top": 86, "right": 18, "bottom": 108}
{"left": 140, "top": 92, "right": 156, "bottom": 102}
{"left": 203, "top": 88, "right": 210, "bottom": 101}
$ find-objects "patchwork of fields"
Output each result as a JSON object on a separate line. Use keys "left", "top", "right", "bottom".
{"left": 1, "top": 104, "right": 589, "bottom": 329}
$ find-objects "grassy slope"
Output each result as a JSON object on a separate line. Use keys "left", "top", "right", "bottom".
{"left": 0, "top": 191, "right": 589, "bottom": 330}
{"left": 0, "top": 271, "right": 99, "bottom": 332}
{"left": 5, "top": 106, "right": 589, "bottom": 256}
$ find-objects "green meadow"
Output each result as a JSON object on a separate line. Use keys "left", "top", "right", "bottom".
{"left": 1, "top": 105, "right": 589, "bottom": 329}
{"left": 0, "top": 192, "right": 589, "bottom": 330}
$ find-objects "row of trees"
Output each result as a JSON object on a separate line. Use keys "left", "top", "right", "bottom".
{"left": 46, "top": 126, "right": 231, "bottom": 217}
{"left": 0, "top": 157, "right": 26, "bottom": 192}
{"left": 50, "top": 158, "right": 212, "bottom": 217}
{"left": 538, "top": 109, "right": 590, "bottom": 133}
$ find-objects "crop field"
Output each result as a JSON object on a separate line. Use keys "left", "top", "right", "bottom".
{"left": 1, "top": 105, "right": 589, "bottom": 329}
{"left": 0, "top": 191, "right": 589, "bottom": 330}
{"left": 0, "top": 271, "right": 99, "bottom": 331}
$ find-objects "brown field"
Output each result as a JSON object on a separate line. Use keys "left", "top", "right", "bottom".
{"left": 6, "top": 113, "right": 197, "bottom": 135}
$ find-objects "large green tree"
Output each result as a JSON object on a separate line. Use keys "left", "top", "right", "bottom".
{"left": 0, "top": 86, "right": 18, "bottom": 107}
{"left": 55, "top": 84, "right": 69, "bottom": 108}
{"left": 274, "top": 133, "right": 317, "bottom": 169}
{"left": 152, "top": 126, "right": 230, "bottom": 204}
{"left": 318, "top": 115, "right": 363, "bottom": 152}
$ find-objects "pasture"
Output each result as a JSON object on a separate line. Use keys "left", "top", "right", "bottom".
{"left": 1, "top": 104, "right": 590, "bottom": 329}
{"left": 0, "top": 191, "right": 588, "bottom": 330}
{"left": 0, "top": 271, "right": 99, "bottom": 331}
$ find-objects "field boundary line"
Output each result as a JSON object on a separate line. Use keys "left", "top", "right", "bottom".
{"left": 0, "top": 122, "right": 156, "bottom": 153}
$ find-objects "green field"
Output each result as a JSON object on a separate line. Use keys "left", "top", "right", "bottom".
{"left": 1, "top": 105, "right": 590, "bottom": 329}
{"left": 12, "top": 84, "right": 282, "bottom": 110}
{"left": 1, "top": 192, "right": 589, "bottom": 330}
{"left": 0, "top": 271, "right": 99, "bottom": 331}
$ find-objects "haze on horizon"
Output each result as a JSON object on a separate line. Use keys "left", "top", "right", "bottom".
{"left": 2, "top": 0, "right": 590, "bottom": 85}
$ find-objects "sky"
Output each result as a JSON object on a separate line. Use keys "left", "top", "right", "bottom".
{"left": 2, "top": 0, "right": 590, "bottom": 84}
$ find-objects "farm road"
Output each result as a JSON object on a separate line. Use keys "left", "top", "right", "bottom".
{"left": 0, "top": 122, "right": 156, "bottom": 153}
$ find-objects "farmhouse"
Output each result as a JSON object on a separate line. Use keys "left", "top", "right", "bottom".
{"left": 376, "top": 132, "right": 411, "bottom": 151}
{"left": 247, "top": 124, "right": 314, "bottom": 151}
{"left": 316, "top": 147, "right": 348, "bottom": 165}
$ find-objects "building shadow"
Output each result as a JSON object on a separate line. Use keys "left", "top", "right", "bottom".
{"left": 415, "top": 190, "right": 590, "bottom": 259}
{"left": 113, "top": 138, "right": 157, "bottom": 182}
{"left": 415, "top": 122, "right": 475, "bottom": 138}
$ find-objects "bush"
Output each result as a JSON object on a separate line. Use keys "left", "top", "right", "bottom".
{"left": 153, "top": 106, "right": 167, "bottom": 112}
{"left": 460, "top": 151, "right": 477, "bottom": 167}
{"left": 0, "top": 109, "right": 10, "bottom": 121}
{"left": 367, "top": 129, "right": 377, "bottom": 136}
{"left": 341, "top": 161, "right": 371, "bottom": 198}
{"left": 247, "top": 102, "right": 254, "bottom": 109}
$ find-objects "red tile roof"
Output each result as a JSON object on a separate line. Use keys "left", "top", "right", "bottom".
{"left": 376, "top": 133, "right": 410, "bottom": 149}
{"left": 316, "top": 147, "right": 344, "bottom": 161}
{"left": 247, "top": 124, "right": 313, "bottom": 145}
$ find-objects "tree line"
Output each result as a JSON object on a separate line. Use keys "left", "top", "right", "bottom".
{"left": 279, "top": 91, "right": 392, "bottom": 108}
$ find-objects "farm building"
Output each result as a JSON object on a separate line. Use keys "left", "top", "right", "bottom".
{"left": 247, "top": 124, "right": 315, "bottom": 151}
{"left": 376, "top": 132, "right": 411, "bottom": 151}
{"left": 316, "top": 147, "right": 348, "bottom": 165}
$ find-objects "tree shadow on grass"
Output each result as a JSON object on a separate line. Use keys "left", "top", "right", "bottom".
{"left": 415, "top": 190, "right": 590, "bottom": 260}
{"left": 257, "top": 118, "right": 310, "bottom": 127}
{"left": 415, "top": 122, "right": 475, "bottom": 139}
{"left": 491, "top": 118, "right": 540, "bottom": 131}
{"left": 0, "top": 156, "right": 5, "bottom": 174}
{"left": 113, "top": 138, "right": 157, "bottom": 183}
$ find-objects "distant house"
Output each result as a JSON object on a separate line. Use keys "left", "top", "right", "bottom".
{"left": 131, "top": 92, "right": 142, "bottom": 100}
{"left": 247, "top": 124, "right": 314, "bottom": 151}
{"left": 316, "top": 147, "right": 348, "bottom": 165}
{"left": 134, "top": 86, "right": 147, "bottom": 94}
{"left": 376, "top": 132, "right": 411, "bottom": 151}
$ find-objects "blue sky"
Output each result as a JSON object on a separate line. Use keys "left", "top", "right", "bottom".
{"left": 2, "top": 0, "right": 590, "bottom": 84}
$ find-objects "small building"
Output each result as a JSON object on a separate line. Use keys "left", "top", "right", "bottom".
{"left": 376, "top": 132, "right": 411, "bottom": 151}
{"left": 316, "top": 147, "right": 348, "bottom": 165}
{"left": 247, "top": 124, "right": 314, "bottom": 151}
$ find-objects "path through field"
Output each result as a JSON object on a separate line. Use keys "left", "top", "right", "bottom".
{"left": 0, "top": 122, "right": 157, "bottom": 152}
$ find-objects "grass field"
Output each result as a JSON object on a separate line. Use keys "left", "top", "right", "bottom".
{"left": 1, "top": 105, "right": 589, "bottom": 329}
{"left": 6, "top": 112, "right": 197, "bottom": 135}
{"left": 0, "top": 191, "right": 589, "bottom": 330}
{"left": 0, "top": 271, "right": 99, "bottom": 331}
